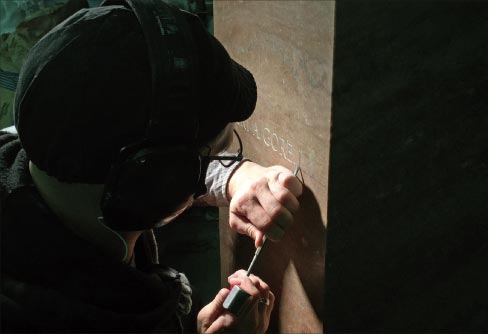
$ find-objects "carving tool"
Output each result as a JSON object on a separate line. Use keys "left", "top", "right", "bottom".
{"left": 223, "top": 164, "right": 301, "bottom": 315}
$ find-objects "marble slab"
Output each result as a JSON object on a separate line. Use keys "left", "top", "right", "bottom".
{"left": 215, "top": 1, "right": 334, "bottom": 332}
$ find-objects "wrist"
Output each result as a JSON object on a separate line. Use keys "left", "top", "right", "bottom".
{"left": 226, "top": 160, "right": 266, "bottom": 200}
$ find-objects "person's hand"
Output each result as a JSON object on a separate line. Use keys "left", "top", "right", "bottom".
{"left": 227, "top": 161, "right": 303, "bottom": 247}
{"left": 197, "top": 270, "right": 275, "bottom": 334}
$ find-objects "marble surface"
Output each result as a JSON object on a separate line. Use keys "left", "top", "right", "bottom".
{"left": 215, "top": 1, "right": 334, "bottom": 333}
{"left": 325, "top": 1, "right": 488, "bottom": 331}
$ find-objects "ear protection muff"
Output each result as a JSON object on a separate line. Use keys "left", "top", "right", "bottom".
{"left": 101, "top": 144, "right": 202, "bottom": 230}
{"left": 99, "top": 0, "right": 202, "bottom": 231}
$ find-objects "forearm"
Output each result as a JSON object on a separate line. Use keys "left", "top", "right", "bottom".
{"left": 194, "top": 152, "right": 250, "bottom": 207}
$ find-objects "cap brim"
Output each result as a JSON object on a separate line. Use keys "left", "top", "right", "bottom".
{"left": 228, "top": 59, "right": 257, "bottom": 122}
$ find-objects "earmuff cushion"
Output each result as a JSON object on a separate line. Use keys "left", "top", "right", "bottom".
{"left": 101, "top": 145, "right": 201, "bottom": 231}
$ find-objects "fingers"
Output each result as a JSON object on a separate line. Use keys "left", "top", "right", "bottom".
{"left": 268, "top": 175, "right": 300, "bottom": 213}
{"left": 248, "top": 275, "right": 270, "bottom": 302}
{"left": 228, "top": 213, "right": 265, "bottom": 248}
{"left": 267, "top": 291, "right": 275, "bottom": 310}
{"left": 254, "top": 174, "right": 296, "bottom": 241}
{"left": 228, "top": 270, "right": 269, "bottom": 296}
{"left": 227, "top": 269, "right": 248, "bottom": 280}
{"left": 228, "top": 276, "right": 260, "bottom": 300}
{"left": 202, "top": 288, "right": 230, "bottom": 320}
{"left": 228, "top": 271, "right": 272, "bottom": 310}
{"left": 204, "top": 313, "right": 236, "bottom": 333}
{"left": 198, "top": 289, "right": 237, "bottom": 334}
{"left": 260, "top": 167, "right": 302, "bottom": 214}
{"left": 272, "top": 165, "right": 303, "bottom": 197}
{"left": 229, "top": 177, "right": 297, "bottom": 243}
{"left": 228, "top": 164, "right": 303, "bottom": 246}
{"left": 222, "top": 271, "right": 274, "bottom": 334}
{"left": 246, "top": 275, "right": 275, "bottom": 313}
{"left": 199, "top": 271, "right": 275, "bottom": 334}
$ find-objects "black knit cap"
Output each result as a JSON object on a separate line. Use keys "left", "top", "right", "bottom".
{"left": 14, "top": 4, "right": 256, "bottom": 184}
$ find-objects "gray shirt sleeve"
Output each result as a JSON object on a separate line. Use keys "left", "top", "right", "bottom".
{"left": 196, "top": 151, "right": 249, "bottom": 207}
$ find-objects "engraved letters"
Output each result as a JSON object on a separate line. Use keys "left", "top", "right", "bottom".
{"left": 238, "top": 121, "right": 298, "bottom": 164}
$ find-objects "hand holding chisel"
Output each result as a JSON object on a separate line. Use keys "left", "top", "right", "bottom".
{"left": 223, "top": 165, "right": 301, "bottom": 315}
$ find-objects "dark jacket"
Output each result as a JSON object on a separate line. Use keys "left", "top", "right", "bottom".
{"left": 0, "top": 131, "right": 193, "bottom": 332}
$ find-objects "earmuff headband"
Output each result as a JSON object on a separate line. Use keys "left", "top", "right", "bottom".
{"left": 125, "top": 0, "right": 199, "bottom": 143}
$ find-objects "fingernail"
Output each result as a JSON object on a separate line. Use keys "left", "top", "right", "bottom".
{"left": 267, "top": 226, "right": 285, "bottom": 241}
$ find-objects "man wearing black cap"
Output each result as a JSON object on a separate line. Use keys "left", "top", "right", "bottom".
{"left": 0, "top": 2, "right": 302, "bottom": 333}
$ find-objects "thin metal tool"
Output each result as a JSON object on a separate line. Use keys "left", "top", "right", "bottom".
{"left": 293, "top": 164, "right": 300, "bottom": 176}
{"left": 246, "top": 236, "right": 267, "bottom": 276}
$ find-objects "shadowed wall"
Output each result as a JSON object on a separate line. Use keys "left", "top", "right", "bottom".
{"left": 326, "top": 1, "right": 488, "bottom": 331}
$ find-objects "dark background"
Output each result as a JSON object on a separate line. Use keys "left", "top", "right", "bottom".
{"left": 325, "top": 1, "right": 488, "bottom": 331}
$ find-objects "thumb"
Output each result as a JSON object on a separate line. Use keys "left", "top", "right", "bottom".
{"left": 244, "top": 221, "right": 264, "bottom": 248}
{"left": 229, "top": 213, "right": 264, "bottom": 248}
{"left": 210, "top": 288, "right": 230, "bottom": 315}
{"left": 198, "top": 288, "right": 232, "bottom": 334}
{"left": 254, "top": 230, "right": 265, "bottom": 248}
